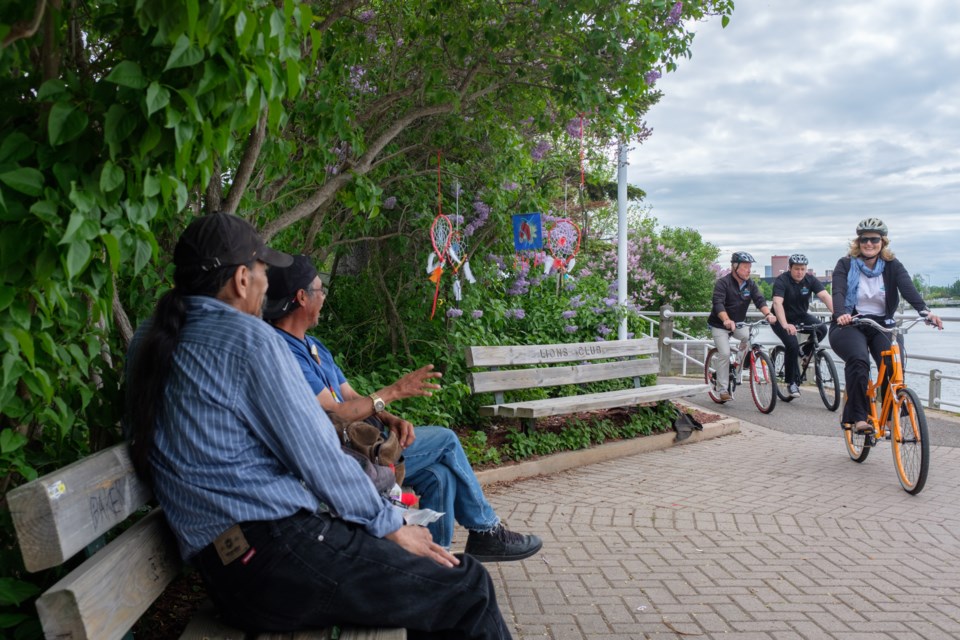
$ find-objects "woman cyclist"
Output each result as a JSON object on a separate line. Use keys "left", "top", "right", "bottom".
{"left": 829, "top": 218, "right": 943, "bottom": 434}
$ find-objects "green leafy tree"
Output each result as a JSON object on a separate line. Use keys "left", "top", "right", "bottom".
{"left": 0, "top": 0, "right": 735, "bottom": 633}
{"left": 1, "top": 1, "right": 317, "bottom": 634}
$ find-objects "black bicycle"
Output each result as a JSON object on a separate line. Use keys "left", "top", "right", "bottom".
{"left": 771, "top": 322, "right": 840, "bottom": 411}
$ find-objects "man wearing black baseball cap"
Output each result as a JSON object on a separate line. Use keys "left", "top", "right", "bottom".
{"left": 125, "top": 213, "right": 512, "bottom": 637}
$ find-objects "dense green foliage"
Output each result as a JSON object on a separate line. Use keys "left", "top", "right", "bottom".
{"left": 0, "top": 1, "right": 733, "bottom": 635}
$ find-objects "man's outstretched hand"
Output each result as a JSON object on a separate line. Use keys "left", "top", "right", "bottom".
{"left": 392, "top": 364, "right": 442, "bottom": 399}
{"left": 386, "top": 525, "right": 460, "bottom": 568}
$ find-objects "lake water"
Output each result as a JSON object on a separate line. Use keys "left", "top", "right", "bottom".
{"left": 756, "top": 307, "right": 960, "bottom": 412}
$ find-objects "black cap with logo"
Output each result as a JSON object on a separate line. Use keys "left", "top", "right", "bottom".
{"left": 174, "top": 213, "right": 293, "bottom": 272}
{"left": 263, "top": 255, "right": 319, "bottom": 320}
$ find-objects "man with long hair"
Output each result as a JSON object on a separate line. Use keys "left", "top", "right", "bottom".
{"left": 125, "top": 213, "right": 513, "bottom": 638}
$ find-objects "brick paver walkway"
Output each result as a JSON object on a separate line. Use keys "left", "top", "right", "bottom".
{"left": 464, "top": 421, "right": 960, "bottom": 639}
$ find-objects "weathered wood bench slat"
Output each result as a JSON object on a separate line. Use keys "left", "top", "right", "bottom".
{"left": 492, "top": 383, "right": 710, "bottom": 418}
{"left": 465, "top": 337, "right": 657, "bottom": 367}
{"left": 35, "top": 508, "right": 180, "bottom": 640}
{"left": 8, "top": 444, "right": 406, "bottom": 640}
{"left": 469, "top": 358, "right": 659, "bottom": 394}
{"left": 6, "top": 442, "right": 151, "bottom": 572}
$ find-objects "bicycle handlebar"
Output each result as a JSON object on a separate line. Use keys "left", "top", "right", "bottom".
{"left": 790, "top": 321, "right": 829, "bottom": 332}
{"left": 850, "top": 313, "right": 931, "bottom": 334}
{"left": 734, "top": 319, "right": 770, "bottom": 329}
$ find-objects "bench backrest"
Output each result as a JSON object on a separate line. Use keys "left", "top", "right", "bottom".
{"left": 7, "top": 443, "right": 182, "bottom": 640}
{"left": 465, "top": 338, "right": 659, "bottom": 395}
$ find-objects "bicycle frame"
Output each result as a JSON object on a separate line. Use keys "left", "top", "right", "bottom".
{"left": 793, "top": 323, "right": 824, "bottom": 376}
{"left": 729, "top": 322, "right": 768, "bottom": 387}
{"left": 861, "top": 319, "right": 915, "bottom": 440}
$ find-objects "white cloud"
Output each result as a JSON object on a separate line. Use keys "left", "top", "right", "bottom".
{"left": 629, "top": 0, "right": 960, "bottom": 284}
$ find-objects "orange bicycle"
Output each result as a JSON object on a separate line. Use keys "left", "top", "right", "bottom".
{"left": 842, "top": 316, "right": 932, "bottom": 494}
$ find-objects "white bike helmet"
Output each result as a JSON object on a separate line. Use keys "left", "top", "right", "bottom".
{"left": 856, "top": 218, "right": 888, "bottom": 237}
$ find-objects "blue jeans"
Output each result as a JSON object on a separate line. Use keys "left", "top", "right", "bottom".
{"left": 402, "top": 426, "right": 499, "bottom": 548}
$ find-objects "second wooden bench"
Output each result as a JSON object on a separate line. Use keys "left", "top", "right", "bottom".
{"left": 465, "top": 337, "right": 709, "bottom": 429}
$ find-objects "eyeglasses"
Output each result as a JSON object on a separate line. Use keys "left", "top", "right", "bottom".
{"left": 858, "top": 236, "right": 883, "bottom": 245}
{"left": 304, "top": 287, "right": 326, "bottom": 298}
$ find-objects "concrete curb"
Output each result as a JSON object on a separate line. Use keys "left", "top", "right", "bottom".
{"left": 474, "top": 415, "right": 741, "bottom": 486}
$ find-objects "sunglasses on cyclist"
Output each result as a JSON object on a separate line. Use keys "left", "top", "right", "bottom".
{"left": 858, "top": 236, "right": 883, "bottom": 245}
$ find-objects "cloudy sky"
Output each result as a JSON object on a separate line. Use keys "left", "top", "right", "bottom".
{"left": 628, "top": 0, "right": 960, "bottom": 286}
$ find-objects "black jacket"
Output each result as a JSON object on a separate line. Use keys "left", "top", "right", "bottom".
{"left": 831, "top": 256, "right": 928, "bottom": 321}
{"left": 708, "top": 273, "right": 767, "bottom": 329}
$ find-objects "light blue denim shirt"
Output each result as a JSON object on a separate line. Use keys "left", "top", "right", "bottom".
{"left": 127, "top": 296, "right": 403, "bottom": 559}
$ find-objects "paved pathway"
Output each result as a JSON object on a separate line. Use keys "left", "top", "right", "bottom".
{"left": 663, "top": 375, "right": 960, "bottom": 448}
{"left": 461, "top": 418, "right": 960, "bottom": 639}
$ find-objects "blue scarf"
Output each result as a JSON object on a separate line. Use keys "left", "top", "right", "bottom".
{"left": 844, "top": 257, "right": 885, "bottom": 313}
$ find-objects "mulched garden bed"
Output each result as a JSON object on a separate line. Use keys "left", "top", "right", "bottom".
{"left": 453, "top": 401, "right": 721, "bottom": 470}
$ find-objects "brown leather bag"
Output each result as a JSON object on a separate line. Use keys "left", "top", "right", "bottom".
{"left": 326, "top": 412, "right": 405, "bottom": 491}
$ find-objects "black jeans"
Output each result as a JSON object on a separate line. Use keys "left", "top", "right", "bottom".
{"left": 771, "top": 312, "right": 825, "bottom": 385}
{"left": 829, "top": 319, "right": 904, "bottom": 424}
{"left": 193, "top": 511, "right": 513, "bottom": 639}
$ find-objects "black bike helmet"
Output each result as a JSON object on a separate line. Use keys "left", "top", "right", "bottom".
{"left": 731, "top": 251, "right": 755, "bottom": 264}
{"left": 856, "top": 217, "right": 888, "bottom": 237}
{"left": 788, "top": 253, "right": 808, "bottom": 266}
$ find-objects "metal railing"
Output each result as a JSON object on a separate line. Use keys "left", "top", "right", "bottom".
{"left": 640, "top": 306, "right": 960, "bottom": 411}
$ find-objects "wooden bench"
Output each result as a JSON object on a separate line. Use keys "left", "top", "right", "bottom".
{"left": 6, "top": 443, "right": 405, "bottom": 640}
{"left": 465, "top": 337, "right": 709, "bottom": 428}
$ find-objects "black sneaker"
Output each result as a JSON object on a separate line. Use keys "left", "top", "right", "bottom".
{"left": 464, "top": 524, "right": 542, "bottom": 562}
{"left": 788, "top": 383, "right": 801, "bottom": 398}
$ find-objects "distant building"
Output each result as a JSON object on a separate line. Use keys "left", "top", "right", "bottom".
{"left": 771, "top": 255, "right": 789, "bottom": 276}
{"left": 765, "top": 265, "right": 772, "bottom": 277}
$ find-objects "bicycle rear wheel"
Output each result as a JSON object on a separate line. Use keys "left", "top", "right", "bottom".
{"left": 815, "top": 351, "right": 841, "bottom": 412}
{"left": 771, "top": 346, "right": 792, "bottom": 402}
{"left": 704, "top": 348, "right": 726, "bottom": 404}
{"left": 891, "top": 387, "right": 929, "bottom": 494}
{"left": 749, "top": 350, "right": 777, "bottom": 414}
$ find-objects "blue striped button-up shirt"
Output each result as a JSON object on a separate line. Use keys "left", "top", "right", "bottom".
{"left": 127, "top": 296, "right": 403, "bottom": 559}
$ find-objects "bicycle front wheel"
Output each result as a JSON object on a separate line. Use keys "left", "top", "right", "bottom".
{"left": 749, "top": 350, "right": 777, "bottom": 414}
{"left": 891, "top": 387, "right": 929, "bottom": 494}
{"left": 771, "top": 346, "right": 792, "bottom": 402}
{"left": 815, "top": 350, "right": 841, "bottom": 412}
{"left": 704, "top": 348, "right": 726, "bottom": 404}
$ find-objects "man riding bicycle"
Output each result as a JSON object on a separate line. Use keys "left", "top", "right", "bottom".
{"left": 771, "top": 254, "right": 834, "bottom": 398}
{"left": 707, "top": 251, "right": 777, "bottom": 401}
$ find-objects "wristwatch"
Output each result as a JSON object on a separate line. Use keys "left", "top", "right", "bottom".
{"left": 370, "top": 395, "right": 385, "bottom": 413}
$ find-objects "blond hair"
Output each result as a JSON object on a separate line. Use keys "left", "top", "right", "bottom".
{"left": 848, "top": 236, "right": 895, "bottom": 261}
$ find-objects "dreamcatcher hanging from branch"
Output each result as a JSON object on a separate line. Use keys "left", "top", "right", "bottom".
{"left": 447, "top": 197, "right": 476, "bottom": 303}
{"left": 544, "top": 217, "right": 581, "bottom": 276}
{"left": 426, "top": 152, "right": 452, "bottom": 319}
